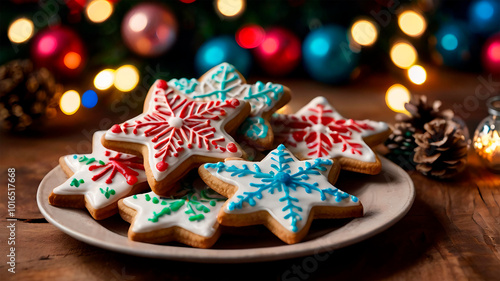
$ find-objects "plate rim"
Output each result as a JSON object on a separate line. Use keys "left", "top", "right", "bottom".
{"left": 36, "top": 156, "right": 415, "bottom": 263}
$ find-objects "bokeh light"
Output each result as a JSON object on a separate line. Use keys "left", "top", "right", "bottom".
{"left": 351, "top": 19, "right": 378, "bottom": 46}
{"left": 441, "top": 34, "right": 458, "bottom": 51}
{"left": 60, "top": 90, "right": 81, "bottom": 115}
{"left": 81, "top": 90, "right": 98, "bottom": 108}
{"left": 216, "top": 0, "right": 245, "bottom": 17}
{"left": 86, "top": 0, "right": 113, "bottom": 23}
{"left": 386, "top": 84, "right": 411, "bottom": 114}
{"left": 129, "top": 12, "right": 148, "bottom": 32}
{"left": 487, "top": 42, "right": 500, "bottom": 62}
{"left": 407, "top": 65, "right": 427, "bottom": 85}
{"left": 94, "top": 69, "right": 115, "bottom": 90}
{"left": 390, "top": 42, "right": 417, "bottom": 69}
{"left": 38, "top": 35, "right": 57, "bottom": 55}
{"left": 114, "top": 65, "right": 139, "bottom": 92}
{"left": 261, "top": 37, "right": 279, "bottom": 54}
{"left": 8, "top": 18, "right": 34, "bottom": 44}
{"left": 236, "top": 24, "right": 265, "bottom": 49}
{"left": 398, "top": 10, "right": 426, "bottom": 37}
{"left": 63, "top": 52, "right": 82, "bottom": 70}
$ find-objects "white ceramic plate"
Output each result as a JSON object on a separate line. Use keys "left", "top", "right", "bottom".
{"left": 37, "top": 156, "right": 414, "bottom": 263}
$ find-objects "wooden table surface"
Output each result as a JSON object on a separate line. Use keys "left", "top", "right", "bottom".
{"left": 1, "top": 67, "right": 500, "bottom": 280}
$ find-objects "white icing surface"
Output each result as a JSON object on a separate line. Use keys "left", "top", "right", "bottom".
{"left": 205, "top": 145, "right": 361, "bottom": 233}
{"left": 104, "top": 80, "right": 245, "bottom": 182}
{"left": 53, "top": 131, "right": 147, "bottom": 210}
{"left": 168, "top": 62, "right": 284, "bottom": 117}
{"left": 122, "top": 181, "right": 225, "bottom": 238}
{"left": 272, "top": 96, "right": 389, "bottom": 163}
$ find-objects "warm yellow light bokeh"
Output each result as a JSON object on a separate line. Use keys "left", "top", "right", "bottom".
{"left": 386, "top": 84, "right": 411, "bottom": 114}
{"left": 351, "top": 20, "right": 378, "bottom": 46}
{"left": 407, "top": 65, "right": 427, "bottom": 85}
{"left": 86, "top": 0, "right": 113, "bottom": 23}
{"left": 94, "top": 69, "right": 115, "bottom": 90}
{"left": 114, "top": 65, "right": 139, "bottom": 92}
{"left": 390, "top": 42, "right": 418, "bottom": 69}
{"left": 217, "top": 0, "right": 245, "bottom": 17}
{"left": 60, "top": 90, "right": 81, "bottom": 115}
{"left": 398, "top": 10, "right": 426, "bottom": 37}
{"left": 8, "top": 18, "right": 34, "bottom": 44}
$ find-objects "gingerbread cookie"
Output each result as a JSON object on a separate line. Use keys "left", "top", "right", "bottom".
{"left": 49, "top": 131, "right": 148, "bottom": 220}
{"left": 118, "top": 177, "right": 226, "bottom": 248}
{"left": 168, "top": 62, "right": 291, "bottom": 150}
{"left": 102, "top": 80, "right": 251, "bottom": 196}
{"left": 271, "top": 96, "right": 391, "bottom": 175}
{"left": 199, "top": 144, "right": 363, "bottom": 244}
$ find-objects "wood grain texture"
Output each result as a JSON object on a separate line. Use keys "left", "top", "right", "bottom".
{"left": 1, "top": 69, "right": 500, "bottom": 280}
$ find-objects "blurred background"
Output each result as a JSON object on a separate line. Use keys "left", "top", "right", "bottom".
{"left": 1, "top": 0, "right": 499, "bottom": 136}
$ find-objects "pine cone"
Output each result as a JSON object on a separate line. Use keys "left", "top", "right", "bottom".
{"left": 385, "top": 122, "right": 417, "bottom": 170}
{"left": 413, "top": 118, "right": 468, "bottom": 179}
{"left": 396, "top": 95, "right": 454, "bottom": 131}
{"left": 0, "top": 59, "right": 62, "bottom": 131}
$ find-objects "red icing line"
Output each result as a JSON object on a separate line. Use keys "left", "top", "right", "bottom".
{"left": 157, "top": 80, "right": 168, "bottom": 90}
{"left": 89, "top": 154, "right": 144, "bottom": 185}
{"left": 274, "top": 103, "right": 375, "bottom": 157}
{"left": 121, "top": 92, "right": 239, "bottom": 173}
{"left": 226, "top": 142, "right": 237, "bottom": 153}
{"left": 156, "top": 161, "right": 168, "bottom": 172}
{"left": 111, "top": 124, "right": 122, "bottom": 133}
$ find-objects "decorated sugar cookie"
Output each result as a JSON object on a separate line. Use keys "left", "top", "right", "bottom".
{"left": 271, "top": 96, "right": 391, "bottom": 175}
{"left": 102, "top": 80, "right": 251, "bottom": 195}
{"left": 199, "top": 144, "right": 363, "bottom": 244}
{"left": 118, "top": 177, "right": 226, "bottom": 248}
{"left": 49, "top": 131, "right": 148, "bottom": 220}
{"left": 168, "top": 62, "right": 291, "bottom": 150}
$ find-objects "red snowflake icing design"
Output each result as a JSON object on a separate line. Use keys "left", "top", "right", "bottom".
{"left": 89, "top": 153, "right": 144, "bottom": 185}
{"left": 112, "top": 88, "right": 240, "bottom": 172}
{"left": 274, "top": 103, "right": 374, "bottom": 158}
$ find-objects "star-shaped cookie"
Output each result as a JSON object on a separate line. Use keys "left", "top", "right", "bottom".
{"left": 102, "top": 79, "right": 251, "bottom": 195}
{"left": 119, "top": 177, "right": 226, "bottom": 248}
{"left": 168, "top": 62, "right": 291, "bottom": 150}
{"left": 198, "top": 144, "right": 363, "bottom": 244}
{"left": 271, "top": 96, "right": 391, "bottom": 175}
{"left": 49, "top": 131, "right": 148, "bottom": 220}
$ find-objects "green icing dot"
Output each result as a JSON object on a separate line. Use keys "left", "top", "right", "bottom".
{"left": 145, "top": 194, "right": 151, "bottom": 201}
{"left": 133, "top": 195, "right": 137, "bottom": 199}
{"left": 152, "top": 197, "right": 159, "bottom": 204}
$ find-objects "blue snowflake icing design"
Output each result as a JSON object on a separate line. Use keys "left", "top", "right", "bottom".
{"left": 204, "top": 144, "right": 358, "bottom": 232}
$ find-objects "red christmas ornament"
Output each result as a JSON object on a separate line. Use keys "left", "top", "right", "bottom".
{"left": 482, "top": 33, "right": 500, "bottom": 74}
{"left": 121, "top": 2, "right": 178, "bottom": 57}
{"left": 30, "top": 26, "right": 86, "bottom": 78}
{"left": 253, "top": 27, "right": 301, "bottom": 76}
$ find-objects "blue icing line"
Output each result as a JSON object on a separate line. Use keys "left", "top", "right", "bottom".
{"left": 238, "top": 117, "right": 269, "bottom": 140}
{"left": 169, "top": 78, "right": 199, "bottom": 94}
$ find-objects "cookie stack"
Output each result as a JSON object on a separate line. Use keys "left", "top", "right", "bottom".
{"left": 48, "top": 63, "right": 391, "bottom": 248}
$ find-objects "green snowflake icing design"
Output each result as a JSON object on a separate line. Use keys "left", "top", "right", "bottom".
{"left": 136, "top": 187, "right": 224, "bottom": 223}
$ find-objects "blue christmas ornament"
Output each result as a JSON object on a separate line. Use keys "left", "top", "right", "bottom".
{"left": 302, "top": 25, "right": 359, "bottom": 84}
{"left": 195, "top": 36, "right": 251, "bottom": 76}
{"left": 468, "top": 0, "right": 500, "bottom": 35}
{"left": 434, "top": 22, "right": 471, "bottom": 67}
